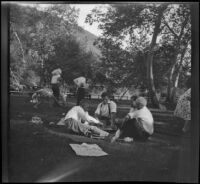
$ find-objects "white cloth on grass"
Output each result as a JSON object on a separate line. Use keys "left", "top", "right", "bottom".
{"left": 69, "top": 143, "right": 108, "bottom": 157}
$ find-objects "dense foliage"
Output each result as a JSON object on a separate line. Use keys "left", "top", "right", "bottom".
{"left": 10, "top": 4, "right": 97, "bottom": 89}
{"left": 9, "top": 3, "right": 191, "bottom": 108}
{"left": 85, "top": 3, "right": 191, "bottom": 106}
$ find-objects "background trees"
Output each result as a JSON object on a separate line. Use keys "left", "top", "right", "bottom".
{"left": 9, "top": 3, "right": 191, "bottom": 109}
{"left": 10, "top": 4, "right": 97, "bottom": 89}
{"left": 86, "top": 3, "right": 191, "bottom": 107}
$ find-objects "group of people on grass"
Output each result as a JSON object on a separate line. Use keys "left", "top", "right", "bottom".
{"left": 54, "top": 91, "right": 154, "bottom": 143}
{"left": 49, "top": 68, "right": 191, "bottom": 143}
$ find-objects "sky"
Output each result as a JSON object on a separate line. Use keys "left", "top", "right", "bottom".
{"left": 71, "top": 4, "right": 104, "bottom": 37}
{"left": 9, "top": 2, "right": 105, "bottom": 37}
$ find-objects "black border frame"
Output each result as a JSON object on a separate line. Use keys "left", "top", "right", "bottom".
{"left": 1, "top": 1, "right": 199, "bottom": 182}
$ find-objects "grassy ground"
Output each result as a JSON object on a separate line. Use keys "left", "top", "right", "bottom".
{"left": 7, "top": 95, "right": 193, "bottom": 182}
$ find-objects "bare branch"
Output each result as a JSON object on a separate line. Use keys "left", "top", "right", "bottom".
{"left": 163, "top": 21, "right": 179, "bottom": 39}
{"left": 178, "top": 15, "right": 190, "bottom": 40}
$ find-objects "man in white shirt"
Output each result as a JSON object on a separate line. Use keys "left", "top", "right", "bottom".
{"left": 111, "top": 97, "right": 154, "bottom": 142}
{"left": 94, "top": 92, "right": 117, "bottom": 129}
{"left": 57, "top": 100, "right": 109, "bottom": 137}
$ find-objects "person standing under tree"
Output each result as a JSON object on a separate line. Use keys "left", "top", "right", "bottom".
{"left": 76, "top": 83, "right": 85, "bottom": 105}
{"left": 51, "top": 68, "right": 62, "bottom": 107}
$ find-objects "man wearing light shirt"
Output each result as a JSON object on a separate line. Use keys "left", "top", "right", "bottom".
{"left": 57, "top": 100, "right": 109, "bottom": 137}
{"left": 111, "top": 97, "right": 154, "bottom": 142}
{"left": 95, "top": 92, "right": 117, "bottom": 129}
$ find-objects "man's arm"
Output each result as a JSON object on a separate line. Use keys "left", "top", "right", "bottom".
{"left": 127, "top": 111, "right": 136, "bottom": 119}
{"left": 94, "top": 104, "right": 101, "bottom": 119}
{"left": 110, "top": 102, "right": 117, "bottom": 126}
{"left": 110, "top": 112, "right": 116, "bottom": 126}
{"left": 85, "top": 112, "right": 103, "bottom": 125}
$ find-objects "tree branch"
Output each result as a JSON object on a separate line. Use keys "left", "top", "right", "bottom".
{"left": 163, "top": 21, "right": 179, "bottom": 39}
{"left": 178, "top": 14, "right": 189, "bottom": 40}
{"left": 14, "top": 31, "right": 26, "bottom": 64}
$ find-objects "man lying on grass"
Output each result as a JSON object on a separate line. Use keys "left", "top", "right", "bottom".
{"left": 56, "top": 99, "right": 109, "bottom": 138}
{"left": 111, "top": 97, "right": 154, "bottom": 143}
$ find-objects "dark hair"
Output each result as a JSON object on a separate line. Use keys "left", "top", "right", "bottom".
{"left": 79, "top": 99, "right": 89, "bottom": 107}
{"left": 131, "top": 95, "right": 138, "bottom": 101}
{"left": 101, "top": 92, "right": 109, "bottom": 98}
{"left": 186, "top": 77, "right": 191, "bottom": 88}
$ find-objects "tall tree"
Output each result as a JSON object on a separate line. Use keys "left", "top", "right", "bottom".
{"left": 9, "top": 4, "right": 81, "bottom": 87}
{"left": 145, "top": 4, "right": 168, "bottom": 107}
{"left": 86, "top": 3, "right": 169, "bottom": 107}
{"left": 161, "top": 4, "right": 191, "bottom": 102}
{"left": 86, "top": 3, "right": 191, "bottom": 108}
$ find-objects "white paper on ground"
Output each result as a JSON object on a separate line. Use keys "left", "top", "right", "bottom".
{"left": 69, "top": 143, "right": 108, "bottom": 157}
{"left": 57, "top": 118, "right": 65, "bottom": 125}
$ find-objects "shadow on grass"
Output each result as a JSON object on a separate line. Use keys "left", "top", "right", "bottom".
{"left": 8, "top": 120, "right": 184, "bottom": 182}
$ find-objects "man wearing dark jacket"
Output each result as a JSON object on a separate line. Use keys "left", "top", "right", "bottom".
{"left": 76, "top": 83, "right": 85, "bottom": 105}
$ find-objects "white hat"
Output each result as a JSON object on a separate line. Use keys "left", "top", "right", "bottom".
{"left": 52, "top": 68, "right": 62, "bottom": 75}
{"left": 73, "top": 77, "right": 86, "bottom": 87}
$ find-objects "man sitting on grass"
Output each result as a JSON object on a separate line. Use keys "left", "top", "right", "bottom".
{"left": 56, "top": 100, "right": 109, "bottom": 138}
{"left": 95, "top": 92, "right": 117, "bottom": 130}
{"left": 111, "top": 97, "right": 154, "bottom": 143}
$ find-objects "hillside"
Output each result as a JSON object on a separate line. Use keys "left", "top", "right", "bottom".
{"left": 74, "top": 27, "right": 102, "bottom": 58}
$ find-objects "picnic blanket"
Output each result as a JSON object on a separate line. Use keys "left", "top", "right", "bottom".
{"left": 69, "top": 143, "right": 108, "bottom": 157}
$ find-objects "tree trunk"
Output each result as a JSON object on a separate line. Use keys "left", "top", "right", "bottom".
{"left": 146, "top": 4, "right": 168, "bottom": 108}
{"left": 119, "top": 87, "right": 129, "bottom": 100}
{"left": 166, "top": 53, "right": 178, "bottom": 101}
{"left": 14, "top": 31, "right": 25, "bottom": 64}
{"left": 170, "top": 44, "right": 188, "bottom": 102}
{"left": 165, "top": 12, "right": 190, "bottom": 103}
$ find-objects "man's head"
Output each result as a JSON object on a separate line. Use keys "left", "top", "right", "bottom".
{"left": 101, "top": 92, "right": 110, "bottom": 104}
{"left": 135, "top": 97, "right": 147, "bottom": 109}
{"left": 130, "top": 95, "right": 138, "bottom": 108}
{"left": 79, "top": 99, "right": 90, "bottom": 111}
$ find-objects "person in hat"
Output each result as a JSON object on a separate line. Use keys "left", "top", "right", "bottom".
{"left": 51, "top": 68, "right": 62, "bottom": 106}
{"left": 94, "top": 92, "right": 117, "bottom": 129}
{"left": 111, "top": 97, "right": 154, "bottom": 143}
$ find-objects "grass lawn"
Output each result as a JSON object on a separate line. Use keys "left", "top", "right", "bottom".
{"left": 6, "top": 95, "right": 193, "bottom": 182}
